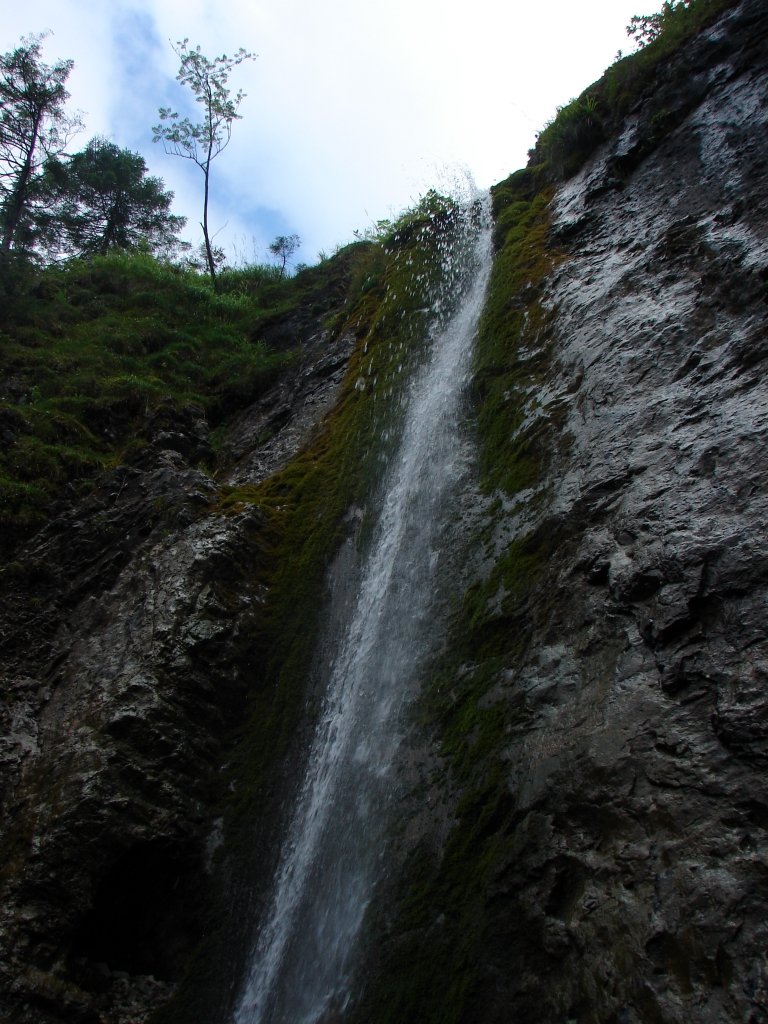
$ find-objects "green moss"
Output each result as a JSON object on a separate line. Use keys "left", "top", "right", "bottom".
{"left": 220, "top": 198, "right": 474, "bottom": 825}
{"left": 0, "top": 245, "right": 375, "bottom": 557}
{"left": 472, "top": 185, "right": 561, "bottom": 499}
{"left": 350, "top": 770, "right": 516, "bottom": 1024}
{"left": 348, "top": 120, "right": 569, "bottom": 1024}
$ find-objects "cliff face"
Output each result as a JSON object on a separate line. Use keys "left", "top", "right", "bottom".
{"left": 1, "top": 1, "right": 767, "bottom": 1022}
{"left": 0, "top": 324, "right": 357, "bottom": 1023}
{"left": 0, "top": 200, "right": 468, "bottom": 1024}
{"left": 352, "top": 3, "right": 768, "bottom": 1022}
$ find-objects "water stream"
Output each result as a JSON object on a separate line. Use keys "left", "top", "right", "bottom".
{"left": 233, "top": 193, "right": 493, "bottom": 1024}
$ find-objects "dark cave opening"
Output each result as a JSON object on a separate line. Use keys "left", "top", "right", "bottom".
{"left": 69, "top": 841, "right": 204, "bottom": 981}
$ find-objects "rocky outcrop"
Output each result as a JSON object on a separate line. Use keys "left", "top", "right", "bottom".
{"left": 484, "top": 13, "right": 768, "bottom": 1016}
{"left": 353, "top": 2, "right": 768, "bottom": 1022}
{"left": 0, "top": 326, "right": 356, "bottom": 1023}
{"left": 223, "top": 329, "right": 357, "bottom": 487}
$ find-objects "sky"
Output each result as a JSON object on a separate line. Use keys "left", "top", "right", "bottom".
{"left": 4, "top": 0, "right": 646, "bottom": 267}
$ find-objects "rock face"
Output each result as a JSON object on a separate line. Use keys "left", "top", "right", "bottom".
{"left": 0, "top": 328, "right": 356, "bottom": 1024}
{"left": 485, "top": 13, "right": 768, "bottom": 1020}
{"left": 341, "top": 5, "right": 768, "bottom": 1024}
{"left": 352, "top": 3, "right": 768, "bottom": 1023}
{"left": 223, "top": 329, "right": 357, "bottom": 487}
{"left": 2, "top": 3, "right": 768, "bottom": 1023}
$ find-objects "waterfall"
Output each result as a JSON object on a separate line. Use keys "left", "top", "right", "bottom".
{"left": 233, "top": 193, "right": 493, "bottom": 1024}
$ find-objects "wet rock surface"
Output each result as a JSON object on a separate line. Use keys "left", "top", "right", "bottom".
{"left": 451, "top": 2, "right": 768, "bottom": 1021}
{"left": 0, "top": 325, "right": 356, "bottom": 1022}
{"left": 223, "top": 328, "right": 356, "bottom": 486}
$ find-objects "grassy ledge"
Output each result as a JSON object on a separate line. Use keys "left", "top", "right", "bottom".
{"left": 531, "top": 0, "right": 736, "bottom": 182}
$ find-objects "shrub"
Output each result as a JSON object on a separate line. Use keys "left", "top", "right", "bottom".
{"left": 528, "top": 0, "right": 735, "bottom": 182}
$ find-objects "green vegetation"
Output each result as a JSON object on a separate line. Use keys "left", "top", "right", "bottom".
{"left": 534, "top": 94, "right": 605, "bottom": 181}
{"left": 532, "top": 0, "right": 735, "bottom": 182}
{"left": 0, "top": 184, "right": 463, "bottom": 564}
{"left": 627, "top": 0, "right": 725, "bottom": 47}
{"left": 350, "top": 772, "right": 517, "bottom": 1024}
{"left": 473, "top": 175, "right": 560, "bottom": 496}
{"left": 0, "top": 34, "right": 81, "bottom": 256}
{"left": 41, "top": 137, "right": 185, "bottom": 259}
{"left": 0, "top": 244, "right": 378, "bottom": 557}
{"left": 269, "top": 233, "right": 302, "bottom": 277}
{"left": 0, "top": 36, "right": 185, "bottom": 263}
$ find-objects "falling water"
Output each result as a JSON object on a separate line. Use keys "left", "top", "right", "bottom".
{"left": 234, "top": 193, "right": 493, "bottom": 1024}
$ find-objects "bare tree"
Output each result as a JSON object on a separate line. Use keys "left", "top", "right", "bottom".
{"left": 153, "top": 39, "right": 255, "bottom": 285}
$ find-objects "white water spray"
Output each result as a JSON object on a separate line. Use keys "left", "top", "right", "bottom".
{"left": 234, "top": 193, "right": 493, "bottom": 1024}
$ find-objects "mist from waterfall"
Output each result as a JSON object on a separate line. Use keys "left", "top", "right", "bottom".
{"left": 233, "top": 191, "right": 493, "bottom": 1024}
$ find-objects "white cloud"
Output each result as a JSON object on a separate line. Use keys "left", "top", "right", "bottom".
{"left": 3, "top": 0, "right": 643, "bottom": 263}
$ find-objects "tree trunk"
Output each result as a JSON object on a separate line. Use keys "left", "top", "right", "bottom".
{"left": 0, "top": 109, "right": 42, "bottom": 254}
{"left": 201, "top": 139, "right": 217, "bottom": 289}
